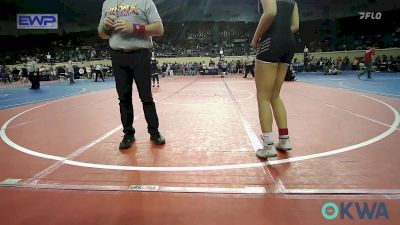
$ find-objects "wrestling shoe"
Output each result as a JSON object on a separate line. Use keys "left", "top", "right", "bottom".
{"left": 276, "top": 137, "right": 292, "bottom": 151}
{"left": 256, "top": 144, "right": 277, "bottom": 159}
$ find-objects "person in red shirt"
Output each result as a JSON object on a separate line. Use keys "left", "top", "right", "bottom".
{"left": 358, "top": 47, "right": 375, "bottom": 79}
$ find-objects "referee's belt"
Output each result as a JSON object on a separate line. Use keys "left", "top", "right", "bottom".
{"left": 112, "top": 48, "right": 148, "bottom": 53}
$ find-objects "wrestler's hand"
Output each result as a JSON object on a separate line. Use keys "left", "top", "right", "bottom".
{"left": 251, "top": 37, "right": 259, "bottom": 49}
{"left": 103, "top": 15, "right": 116, "bottom": 30}
{"left": 114, "top": 20, "right": 134, "bottom": 33}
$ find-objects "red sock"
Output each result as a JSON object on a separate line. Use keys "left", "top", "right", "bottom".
{"left": 279, "top": 128, "right": 289, "bottom": 136}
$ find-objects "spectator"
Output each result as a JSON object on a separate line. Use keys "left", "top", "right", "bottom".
{"left": 358, "top": 47, "right": 376, "bottom": 79}
{"left": 0, "top": 65, "right": 11, "bottom": 83}
{"left": 20, "top": 68, "right": 29, "bottom": 84}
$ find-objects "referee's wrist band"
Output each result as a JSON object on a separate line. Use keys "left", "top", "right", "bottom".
{"left": 132, "top": 24, "right": 146, "bottom": 35}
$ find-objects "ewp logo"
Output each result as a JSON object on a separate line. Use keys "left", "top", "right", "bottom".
{"left": 322, "top": 202, "right": 389, "bottom": 220}
{"left": 17, "top": 14, "right": 58, "bottom": 29}
{"left": 359, "top": 12, "right": 382, "bottom": 20}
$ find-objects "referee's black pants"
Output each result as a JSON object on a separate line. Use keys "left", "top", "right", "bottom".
{"left": 94, "top": 70, "right": 104, "bottom": 82}
{"left": 29, "top": 72, "right": 40, "bottom": 89}
{"left": 111, "top": 49, "right": 160, "bottom": 136}
{"left": 244, "top": 65, "right": 254, "bottom": 78}
{"left": 28, "top": 72, "right": 35, "bottom": 88}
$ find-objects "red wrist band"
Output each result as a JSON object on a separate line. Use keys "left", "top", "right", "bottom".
{"left": 132, "top": 24, "right": 145, "bottom": 35}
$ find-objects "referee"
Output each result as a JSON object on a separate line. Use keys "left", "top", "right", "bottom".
{"left": 98, "top": 0, "right": 165, "bottom": 149}
{"left": 27, "top": 57, "right": 39, "bottom": 89}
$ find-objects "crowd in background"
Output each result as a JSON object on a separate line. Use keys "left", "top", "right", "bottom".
{"left": 0, "top": 62, "right": 112, "bottom": 85}
{"left": 2, "top": 17, "right": 400, "bottom": 65}
{"left": 156, "top": 57, "right": 254, "bottom": 76}
{"left": 1, "top": 53, "right": 400, "bottom": 86}
{"left": 1, "top": 15, "right": 400, "bottom": 85}
{"left": 293, "top": 54, "right": 400, "bottom": 74}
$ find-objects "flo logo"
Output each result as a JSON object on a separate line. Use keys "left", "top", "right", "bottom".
{"left": 322, "top": 202, "right": 389, "bottom": 220}
{"left": 359, "top": 12, "right": 382, "bottom": 20}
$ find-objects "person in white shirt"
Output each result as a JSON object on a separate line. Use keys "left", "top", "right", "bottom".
{"left": 27, "top": 57, "right": 39, "bottom": 89}
{"left": 166, "top": 63, "right": 172, "bottom": 76}
{"left": 85, "top": 66, "right": 92, "bottom": 79}
{"left": 67, "top": 61, "right": 75, "bottom": 84}
{"left": 95, "top": 64, "right": 105, "bottom": 82}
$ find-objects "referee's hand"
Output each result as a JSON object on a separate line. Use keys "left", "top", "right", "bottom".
{"left": 104, "top": 15, "right": 116, "bottom": 30}
{"left": 114, "top": 20, "right": 133, "bottom": 33}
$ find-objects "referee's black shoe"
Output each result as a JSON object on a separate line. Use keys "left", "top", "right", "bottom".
{"left": 119, "top": 134, "right": 135, "bottom": 149}
{"left": 150, "top": 133, "right": 166, "bottom": 145}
